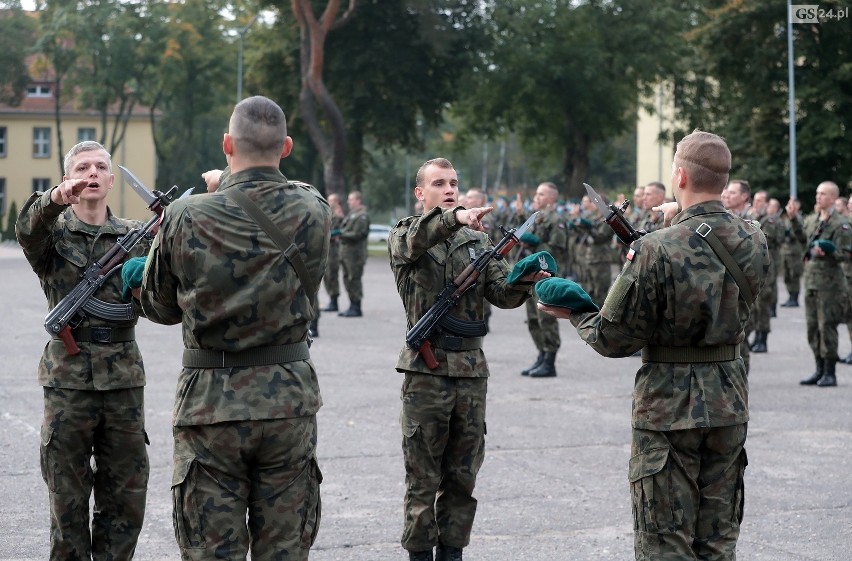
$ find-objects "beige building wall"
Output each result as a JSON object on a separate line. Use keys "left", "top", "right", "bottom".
{"left": 0, "top": 107, "right": 157, "bottom": 231}
{"left": 636, "top": 82, "right": 676, "bottom": 194}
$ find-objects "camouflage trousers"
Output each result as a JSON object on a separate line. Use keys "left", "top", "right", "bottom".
{"left": 805, "top": 288, "right": 846, "bottom": 360}
{"left": 323, "top": 241, "right": 340, "bottom": 298}
{"left": 780, "top": 250, "right": 803, "bottom": 296}
{"left": 751, "top": 264, "right": 777, "bottom": 332}
{"left": 340, "top": 251, "right": 366, "bottom": 302}
{"left": 400, "top": 374, "right": 486, "bottom": 552}
{"left": 41, "top": 386, "right": 149, "bottom": 561}
{"left": 172, "top": 417, "right": 322, "bottom": 561}
{"left": 630, "top": 425, "right": 747, "bottom": 561}
{"left": 525, "top": 292, "right": 560, "bottom": 353}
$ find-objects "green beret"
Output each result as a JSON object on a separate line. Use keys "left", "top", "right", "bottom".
{"left": 519, "top": 232, "right": 541, "bottom": 246}
{"left": 535, "top": 277, "right": 599, "bottom": 313}
{"left": 121, "top": 256, "right": 147, "bottom": 302}
{"left": 507, "top": 251, "right": 557, "bottom": 285}
{"left": 815, "top": 239, "right": 836, "bottom": 254}
{"left": 330, "top": 228, "right": 342, "bottom": 237}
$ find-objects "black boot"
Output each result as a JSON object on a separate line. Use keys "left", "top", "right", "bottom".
{"left": 409, "top": 550, "right": 433, "bottom": 561}
{"left": 339, "top": 300, "right": 362, "bottom": 317}
{"left": 528, "top": 351, "right": 557, "bottom": 378}
{"left": 817, "top": 360, "right": 837, "bottom": 387}
{"left": 751, "top": 331, "right": 767, "bottom": 353}
{"left": 435, "top": 544, "right": 463, "bottom": 561}
{"left": 800, "top": 358, "right": 825, "bottom": 385}
{"left": 780, "top": 292, "right": 799, "bottom": 307}
{"left": 308, "top": 318, "right": 318, "bottom": 338}
{"left": 322, "top": 296, "right": 338, "bottom": 312}
{"left": 521, "top": 352, "right": 544, "bottom": 376}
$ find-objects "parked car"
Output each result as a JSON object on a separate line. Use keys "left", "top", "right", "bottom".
{"left": 368, "top": 224, "right": 392, "bottom": 244}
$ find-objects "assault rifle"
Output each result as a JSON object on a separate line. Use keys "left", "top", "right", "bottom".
{"left": 44, "top": 176, "right": 179, "bottom": 355}
{"left": 405, "top": 211, "right": 538, "bottom": 369}
{"left": 583, "top": 183, "right": 645, "bottom": 246}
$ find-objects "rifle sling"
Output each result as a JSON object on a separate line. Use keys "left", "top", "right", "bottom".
{"left": 686, "top": 219, "right": 754, "bottom": 303}
{"left": 224, "top": 188, "right": 317, "bottom": 313}
{"left": 183, "top": 342, "right": 311, "bottom": 368}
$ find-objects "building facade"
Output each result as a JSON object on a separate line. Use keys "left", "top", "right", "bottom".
{"left": 0, "top": 83, "right": 157, "bottom": 237}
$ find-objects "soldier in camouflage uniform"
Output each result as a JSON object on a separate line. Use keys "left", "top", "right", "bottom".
{"left": 573, "top": 195, "right": 614, "bottom": 307}
{"left": 746, "top": 190, "right": 784, "bottom": 353}
{"left": 794, "top": 181, "right": 852, "bottom": 387}
{"left": 639, "top": 182, "right": 667, "bottom": 235}
{"left": 139, "top": 96, "right": 330, "bottom": 561}
{"left": 321, "top": 193, "right": 345, "bottom": 313}
{"left": 389, "top": 158, "right": 542, "bottom": 561}
{"left": 543, "top": 130, "right": 770, "bottom": 561}
{"left": 514, "top": 182, "right": 568, "bottom": 378}
{"left": 16, "top": 141, "right": 150, "bottom": 561}
{"left": 722, "top": 179, "right": 755, "bottom": 372}
{"left": 338, "top": 191, "right": 370, "bottom": 317}
{"left": 779, "top": 198, "right": 806, "bottom": 307}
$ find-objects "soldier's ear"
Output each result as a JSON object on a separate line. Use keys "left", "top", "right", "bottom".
{"left": 281, "top": 136, "right": 293, "bottom": 159}
{"left": 414, "top": 186, "right": 424, "bottom": 201}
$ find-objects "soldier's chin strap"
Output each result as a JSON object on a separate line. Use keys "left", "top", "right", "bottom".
{"left": 223, "top": 187, "right": 318, "bottom": 316}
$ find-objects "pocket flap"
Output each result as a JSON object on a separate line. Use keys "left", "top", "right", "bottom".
{"left": 172, "top": 456, "right": 194, "bottom": 487}
{"left": 400, "top": 414, "right": 420, "bottom": 439}
{"left": 628, "top": 447, "right": 669, "bottom": 483}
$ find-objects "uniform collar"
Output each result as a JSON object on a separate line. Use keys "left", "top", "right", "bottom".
{"left": 672, "top": 199, "right": 728, "bottom": 226}
{"left": 218, "top": 167, "right": 287, "bottom": 191}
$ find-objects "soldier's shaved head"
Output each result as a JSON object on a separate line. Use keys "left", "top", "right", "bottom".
{"left": 229, "top": 96, "right": 288, "bottom": 161}
{"left": 674, "top": 130, "right": 731, "bottom": 193}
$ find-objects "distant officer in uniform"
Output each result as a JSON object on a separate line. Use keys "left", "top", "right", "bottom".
{"left": 16, "top": 141, "right": 151, "bottom": 561}
{"left": 639, "top": 181, "right": 667, "bottom": 234}
{"left": 722, "top": 179, "right": 754, "bottom": 370}
{"left": 321, "top": 193, "right": 346, "bottom": 313}
{"left": 390, "top": 157, "right": 545, "bottom": 561}
{"left": 795, "top": 181, "right": 852, "bottom": 387}
{"left": 573, "top": 194, "right": 614, "bottom": 307}
{"left": 747, "top": 190, "right": 784, "bottom": 352}
{"left": 139, "top": 96, "right": 330, "bottom": 560}
{"left": 339, "top": 190, "right": 370, "bottom": 317}
{"left": 541, "top": 130, "right": 769, "bottom": 561}
{"left": 514, "top": 182, "right": 568, "bottom": 377}
{"left": 779, "top": 198, "right": 806, "bottom": 307}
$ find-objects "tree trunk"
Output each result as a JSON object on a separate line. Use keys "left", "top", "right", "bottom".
{"left": 563, "top": 129, "right": 591, "bottom": 200}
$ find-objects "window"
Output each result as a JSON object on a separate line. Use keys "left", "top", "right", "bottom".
{"left": 33, "top": 178, "right": 51, "bottom": 193}
{"left": 77, "top": 128, "right": 96, "bottom": 142}
{"left": 0, "top": 127, "right": 6, "bottom": 157}
{"left": 26, "top": 85, "right": 52, "bottom": 98}
{"left": 33, "top": 128, "right": 51, "bottom": 158}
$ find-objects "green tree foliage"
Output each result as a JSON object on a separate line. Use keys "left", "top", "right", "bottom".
{"left": 252, "top": 0, "right": 485, "bottom": 203}
{"left": 3, "top": 201, "right": 18, "bottom": 242}
{"left": 672, "top": 1, "right": 852, "bottom": 206}
{"left": 454, "top": 0, "right": 684, "bottom": 198}
{"left": 0, "top": 1, "right": 37, "bottom": 106}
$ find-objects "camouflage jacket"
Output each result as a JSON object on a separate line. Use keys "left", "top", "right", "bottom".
{"left": 569, "top": 200, "right": 770, "bottom": 431}
{"left": 340, "top": 208, "right": 370, "bottom": 246}
{"left": 757, "top": 212, "right": 784, "bottom": 274}
{"left": 803, "top": 208, "right": 852, "bottom": 291}
{"left": 390, "top": 207, "right": 532, "bottom": 377}
{"left": 781, "top": 213, "right": 807, "bottom": 257}
{"left": 140, "top": 167, "right": 331, "bottom": 426}
{"left": 16, "top": 190, "right": 150, "bottom": 390}
{"left": 575, "top": 210, "right": 613, "bottom": 264}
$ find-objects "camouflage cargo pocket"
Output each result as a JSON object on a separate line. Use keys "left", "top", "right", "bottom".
{"left": 172, "top": 456, "right": 205, "bottom": 549}
{"left": 300, "top": 457, "right": 323, "bottom": 549}
{"left": 629, "top": 447, "right": 673, "bottom": 534}
{"left": 400, "top": 414, "right": 429, "bottom": 480}
{"left": 39, "top": 424, "right": 57, "bottom": 492}
{"left": 732, "top": 449, "right": 748, "bottom": 525}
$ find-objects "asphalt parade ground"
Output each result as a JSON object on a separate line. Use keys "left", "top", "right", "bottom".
{"left": 1, "top": 242, "right": 851, "bottom": 560}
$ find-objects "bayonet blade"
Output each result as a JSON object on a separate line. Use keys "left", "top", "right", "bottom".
{"left": 513, "top": 211, "right": 539, "bottom": 239}
{"left": 118, "top": 165, "right": 158, "bottom": 208}
{"left": 583, "top": 183, "right": 611, "bottom": 216}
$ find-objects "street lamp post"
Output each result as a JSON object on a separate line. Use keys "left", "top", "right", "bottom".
{"left": 236, "top": 14, "right": 258, "bottom": 104}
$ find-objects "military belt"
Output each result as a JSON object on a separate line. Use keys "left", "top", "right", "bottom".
{"left": 53, "top": 326, "right": 136, "bottom": 344}
{"left": 642, "top": 345, "right": 739, "bottom": 363}
{"left": 182, "top": 342, "right": 311, "bottom": 368}
{"left": 431, "top": 334, "right": 483, "bottom": 352}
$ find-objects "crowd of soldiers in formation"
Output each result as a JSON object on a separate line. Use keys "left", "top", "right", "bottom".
{"left": 327, "top": 179, "right": 852, "bottom": 373}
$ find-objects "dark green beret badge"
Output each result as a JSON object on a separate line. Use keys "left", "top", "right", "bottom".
{"left": 507, "top": 251, "right": 557, "bottom": 285}
{"left": 535, "top": 277, "right": 599, "bottom": 313}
